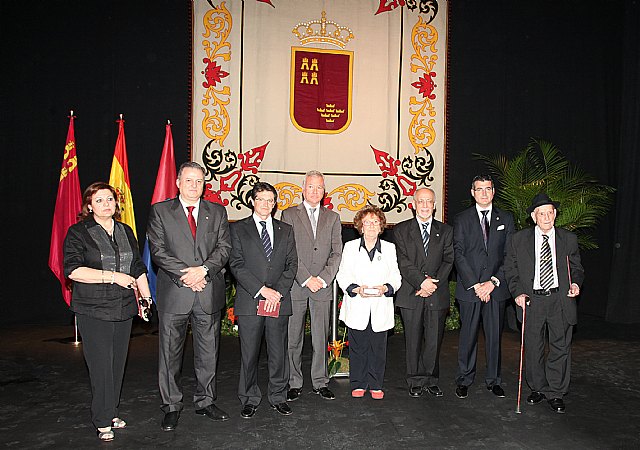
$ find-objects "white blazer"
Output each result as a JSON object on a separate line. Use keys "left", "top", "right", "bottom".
{"left": 336, "top": 238, "right": 402, "bottom": 332}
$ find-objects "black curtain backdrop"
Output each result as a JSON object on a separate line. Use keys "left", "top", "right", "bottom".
{"left": 606, "top": 0, "right": 640, "bottom": 323}
{"left": 1, "top": 0, "right": 637, "bottom": 325}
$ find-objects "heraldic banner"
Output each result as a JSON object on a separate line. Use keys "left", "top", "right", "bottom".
{"left": 192, "top": 0, "right": 448, "bottom": 223}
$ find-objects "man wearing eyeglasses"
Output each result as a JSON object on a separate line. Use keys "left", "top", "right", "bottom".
{"left": 393, "top": 188, "right": 454, "bottom": 399}
{"left": 229, "top": 182, "right": 298, "bottom": 419}
{"left": 281, "top": 171, "right": 343, "bottom": 402}
{"left": 452, "top": 175, "right": 514, "bottom": 400}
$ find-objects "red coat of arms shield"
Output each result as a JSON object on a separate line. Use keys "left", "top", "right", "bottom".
{"left": 290, "top": 47, "right": 353, "bottom": 134}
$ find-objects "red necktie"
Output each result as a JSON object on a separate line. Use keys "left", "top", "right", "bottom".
{"left": 187, "top": 206, "right": 197, "bottom": 239}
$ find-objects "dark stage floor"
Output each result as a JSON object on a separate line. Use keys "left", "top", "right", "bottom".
{"left": 1, "top": 314, "right": 639, "bottom": 449}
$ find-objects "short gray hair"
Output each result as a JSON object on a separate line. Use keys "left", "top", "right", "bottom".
{"left": 302, "top": 170, "right": 325, "bottom": 187}
{"left": 178, "top": 161, "right": 205, "bottom": 179}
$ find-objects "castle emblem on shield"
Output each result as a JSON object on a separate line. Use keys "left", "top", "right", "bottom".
{"left": 290, "top": 11, "right": 354, "bottom": 134}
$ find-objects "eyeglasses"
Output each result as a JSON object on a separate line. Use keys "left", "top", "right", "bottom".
{"left": 255, "top": 197, "right": 275, "bottom": 205}
{"left": 363, "top": 220, "right": 380, "bottom": 226}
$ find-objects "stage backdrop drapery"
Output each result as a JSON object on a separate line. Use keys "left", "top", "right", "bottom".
{"left": 192, "top": 0, "right": 448, "bottom": 223}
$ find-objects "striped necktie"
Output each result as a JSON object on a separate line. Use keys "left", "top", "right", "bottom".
{"left": 540, "top": 234, "right": 554, "bottom": 290}
{"left": 260, "top": 220, "right": 272, "bottom": 261}
{"left": 422, "top": 222, "right": 430, "bottom": 256}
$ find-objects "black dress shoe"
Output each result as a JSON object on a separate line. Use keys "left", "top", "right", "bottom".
{"left": 455, "top": 385, "right": 468, "bottom": 399}
{"left": 313, "top": 387, "right": 336, "bottom": 400}
{"left": 195, "top": 404, "right": 230, "bottom": 421}
{"left": 240, "top": 404, "right": 258, "bottom": 419}
{"left": 548, "top": 397, "right": 566, "bottom": 414}
{"left": 526, "top": 391, "right": 546, "bottom": 405}
{"left": 409, "top": 386, "right": 423, "bottom": 397}
{"left": 487, "top": 384, "right": 505, "bottom": 398}
{"left": 425, "top": 385, "right": 444, "bottom": 397}
{"left": 271, "top": 402, "right": 293, "bottom": 416}
{"left": 286, "top": 387, "right": 302, "bottom": 402}
{"left": 161, "top": 411, "right": 180, "bottom": 431}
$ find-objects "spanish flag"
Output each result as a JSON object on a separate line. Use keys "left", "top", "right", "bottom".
{"left": 49, "top": 111, "right": 82, "bottom": 306}
{"left": 109, "top": 116, "right": 137, "bottom": 237}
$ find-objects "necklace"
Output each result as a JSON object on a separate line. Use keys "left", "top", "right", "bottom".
{"left": 99, "top": 219, "right": 115, "bottom": 236}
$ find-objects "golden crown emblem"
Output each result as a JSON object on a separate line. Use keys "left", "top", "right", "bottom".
{"left": 292, "top": 11, "right": 354, "bottom": 49}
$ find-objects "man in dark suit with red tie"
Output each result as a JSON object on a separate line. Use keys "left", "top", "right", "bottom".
{"left": 453, "top": 175, "right": 515, "bottom": 400}
{"left": 504, "top": 193, "right": 584, "bottom": 413}
{"left": 394, "top": 188, "right": 454, "bottom": 398}
{"left": 147, "top": 162, "right": 232, "bottom": 431}
{"left": 229, "top": 182, "right": 298, "bottom": 419}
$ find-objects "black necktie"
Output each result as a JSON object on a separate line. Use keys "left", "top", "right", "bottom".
{"left": 421, "top": 222, "right": 430, "bottom": 256}
{"left": 481, "top": 210, "right": 489, "bottom": 247}
{"left": 540, "top": 234, "right": 554, "bottom": 290}
{"left": 260, "top": 220, "right": 272, "bottom": 261}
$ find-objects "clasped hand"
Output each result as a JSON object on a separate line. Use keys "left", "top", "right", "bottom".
{"left": 259, "top": 286, "right": 282, "bottom": 312}
{"left": 416, "top": 277, "right": 438, "bottom": 298}
{"left": 474, "top": 281, "right": 495, "bottom": 303}
{"left": 180, "top": 266, "right": 208, "bottom": 292}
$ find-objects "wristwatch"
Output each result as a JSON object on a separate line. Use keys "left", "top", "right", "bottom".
{"left": 202, "top": 265, "right": 209, "bottom": 275}
{"left": 490, "top": 276, "right": 500, "bottom": 287}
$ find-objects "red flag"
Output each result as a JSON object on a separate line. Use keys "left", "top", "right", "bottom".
{"left": 152, "top": 122, "right": 178, "bottom": 203}
{"left": 48, "top": 112, "right": 82, "bottom": 306}
{"left": 143, "top": 121, "right": 178, "bottom": 300}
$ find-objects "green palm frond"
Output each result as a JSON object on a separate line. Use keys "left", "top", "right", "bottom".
{"left": 475, "top": 138, "right": 615, "bottom": 250}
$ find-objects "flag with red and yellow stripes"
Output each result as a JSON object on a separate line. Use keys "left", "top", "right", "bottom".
{"left": 109, "top": 116, "right": 137, "bottom": 237}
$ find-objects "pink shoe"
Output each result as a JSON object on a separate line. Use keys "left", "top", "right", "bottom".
{"left": 370, "top": 389, "right": 384, "bottom": 399}
{"left": 351, "top": 389, "right": 366, "bottom": 398}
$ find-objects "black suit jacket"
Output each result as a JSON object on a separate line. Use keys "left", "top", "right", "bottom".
{"left": 504, "top": 226, "right": 585, "bottom": 325}
{"left": 393, "top": 218, "right": 454, "bottom": 310}
{"left": 229, "top": 216, "right": 298, "bottom": 316}
{"left": 147, "top": 197, "right": 231, "bottom": 314}
{"left": 453, "top": 206, "right": 515, "bottom": 302}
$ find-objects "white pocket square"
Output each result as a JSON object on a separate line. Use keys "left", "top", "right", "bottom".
{"left": 497, "top": 224, "right": 505, "bottom": 231}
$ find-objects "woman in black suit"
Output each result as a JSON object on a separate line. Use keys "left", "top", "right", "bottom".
{"left": 63, "top": 182, "right": 151, "bottom": 441}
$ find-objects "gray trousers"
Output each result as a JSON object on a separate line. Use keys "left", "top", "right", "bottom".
{"left": 288, "top": 297, "right": 331, "bottom": 390}
{"left": 158, "top": 305, "right": 221, "bottom": 412}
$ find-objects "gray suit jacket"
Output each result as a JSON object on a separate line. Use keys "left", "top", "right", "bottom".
{"left": 504, "top": 226, "right": 584, "bottom": 325}
{"left": 453, "top": 205, "right": 515, "bottom": 302}
{"left": 229, "top": 216, "right": 298, "bottom": 316}
{"left": 280, "top": 203, "right": 342, "bottom": 302}
{"left": 393, "top": 218, "right": 454, "bottom": 310}
{"left": 147, "top": 197, "right": 231, "bottom": 314}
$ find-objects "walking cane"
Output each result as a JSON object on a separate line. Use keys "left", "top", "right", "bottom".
{"left": 515, "top": 297, "right": 529, "bottom": 414}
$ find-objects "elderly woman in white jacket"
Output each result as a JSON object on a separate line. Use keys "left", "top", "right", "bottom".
{"left": 337, "top": 205, "right": 402, "bottom": 399}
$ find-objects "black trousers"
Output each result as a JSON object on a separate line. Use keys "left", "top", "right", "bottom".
{"left": 237, "top": 314, "right": 290, "bottom": 406}
{"left": 456, "top": 298, "right": 506, "bottom": 387}
{"left": 158, "top": 304, "right": 221, "bottom": 412}
{"left": 524, "top": 293, "right": 573, "bottom": 399}
{"left": 77, "top": 314, "right": 132, "bottom": 429}
{"left": 348, "top": 320, "right": 388, "bottom": 391}
{"left": 400, "top": 305, "right": 447, "bottom": 388}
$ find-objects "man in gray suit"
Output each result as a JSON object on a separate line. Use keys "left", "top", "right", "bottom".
{"left": 229, "top": 182, "right": 298, "bottom": 418}
{"left": 147, "top": 162, "right": 231, "bottom": 431}
{"left": 394, "top": 188, "right": 454, "bottom": 399}
{"left": 281, "top": 171, "right": 342, "bottom": 401}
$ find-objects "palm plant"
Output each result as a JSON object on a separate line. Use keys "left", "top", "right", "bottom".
{"left": 474, "top": 138, "right": 614, "bottom": 250}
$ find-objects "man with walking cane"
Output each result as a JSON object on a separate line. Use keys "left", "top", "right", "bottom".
{"left": 504, "top": 193, "right": 584, "bottom": 414}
